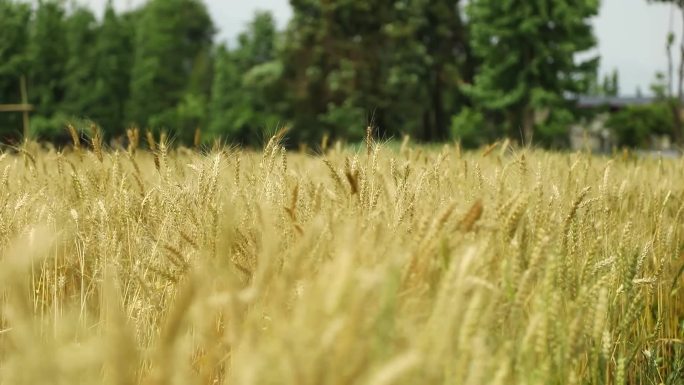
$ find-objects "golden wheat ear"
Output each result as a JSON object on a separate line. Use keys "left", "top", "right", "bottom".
{"left": 90, "top": 123, "right": 104, "bottom": 162}
{"left": 459, "top": 199, "right": 483, "bottom": 232}
{"left": 66, "top": 123, "right": 81, "bottom": 152}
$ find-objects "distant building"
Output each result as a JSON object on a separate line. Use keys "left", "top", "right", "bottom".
{"left": 570, "top": 95, "right": 673, "bottom": 153}
{"left": 569, "top": 112, "right": 612, "bottom": 153}
{"left": 576, "top": 95, "right": 655, "bottom": 110}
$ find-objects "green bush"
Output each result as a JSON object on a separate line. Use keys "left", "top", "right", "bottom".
{"left": 450, "top": 107, "right": 487, "bottom": 148}
{"left": 605, "top": 103, "right": 673, "bottom": 148}
{"left": 319, "top": 100, "right": 366, "bottom": 142}
{"left": 29, "top": 113, "right": 69, "bottom": 142}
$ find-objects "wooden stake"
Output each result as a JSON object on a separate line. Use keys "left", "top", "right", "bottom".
{"left": 20, "top": 75, "right": 30, "bottom": 139}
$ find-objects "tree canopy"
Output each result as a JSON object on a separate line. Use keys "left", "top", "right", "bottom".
{"left": 464, "top": 0, "right": 600, "bottom": 144}
{"left": 0, "top": 0, "right": 652, "bottom": 148}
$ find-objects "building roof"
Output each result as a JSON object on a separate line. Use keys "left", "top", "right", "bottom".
{"left": 576, "top": 96, "right": 655, "bottom": 108}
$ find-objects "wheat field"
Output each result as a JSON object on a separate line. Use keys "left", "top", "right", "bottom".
{"left": 0, "top": 133, "right": 682, "bottom": 385}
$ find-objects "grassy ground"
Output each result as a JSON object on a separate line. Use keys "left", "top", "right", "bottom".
{"left": 0, "top": 135, "right": 683, "bottom": 385}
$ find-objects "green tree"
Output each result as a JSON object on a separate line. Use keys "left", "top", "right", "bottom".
{"left": 62, "top": 6, "right": 98, "bottom": 116}
{"left": 587, "top": 68, "right": 619, "bottom": 96}
{"left": 647, "top": 0, "right": 684, "bottom": 145}
{"left": 90, "top": 2, "right": 135, "bottom": 138}
{"left": 410, "top": 0, "right": 472, "bottom": 141}
{"left": 465, "top": 0, "right": 600, "bottom": 143}
{"left": 27, "top": 0, "right": 68, "bottom": 139}
{"left": 0, "top": 0, "right": 31, "bottom": 141}
{"left": 280, "top": 0, "right": 390, "bottom": 143}
{"left": 601, "top": 69, "right": 620, "bottom": 96}
{"left": 232, "top": 11, "right": 278, "bottom": 68}
{"left": 209, "top": 46, "right": 240, "bottom": 140}
{"left": 281, "top": 0, "right": 472, "bottom": 144}
{"left": 127, "top": 0, "right": 214, "bottom": 142}
{"left": 209, "top": 12, "right": 284, "bottom": 145}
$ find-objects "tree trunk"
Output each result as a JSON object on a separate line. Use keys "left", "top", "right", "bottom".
{"left": 432, "top": 66, "right": 447, "bottom": 141}
{"left": 522, "top": 107, "right": 535, "bottom": 146}
{"left": 422, "top": 110, "right": 432, "bottom": 142}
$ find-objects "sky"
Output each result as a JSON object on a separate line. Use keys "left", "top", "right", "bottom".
{"left": 76, "top": 0, "right": 679, "bottom": 96}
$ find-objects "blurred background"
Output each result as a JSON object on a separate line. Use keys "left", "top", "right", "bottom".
{"left": 0, "top": 0, "right": 682, "bottom": 151}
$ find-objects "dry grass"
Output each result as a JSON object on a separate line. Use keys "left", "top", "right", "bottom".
{"left": 0, "top": 136, "right": 683, "bottom": 385}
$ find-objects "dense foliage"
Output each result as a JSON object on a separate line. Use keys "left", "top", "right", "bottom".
{"left": 0, "top": 0, "right": 679, "bottom": 147}
{"left": 606, "top": 103, "right": 674, "bottom": 148}
{"left": 465, "top": 0, "right": 600, "bottom": 144}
